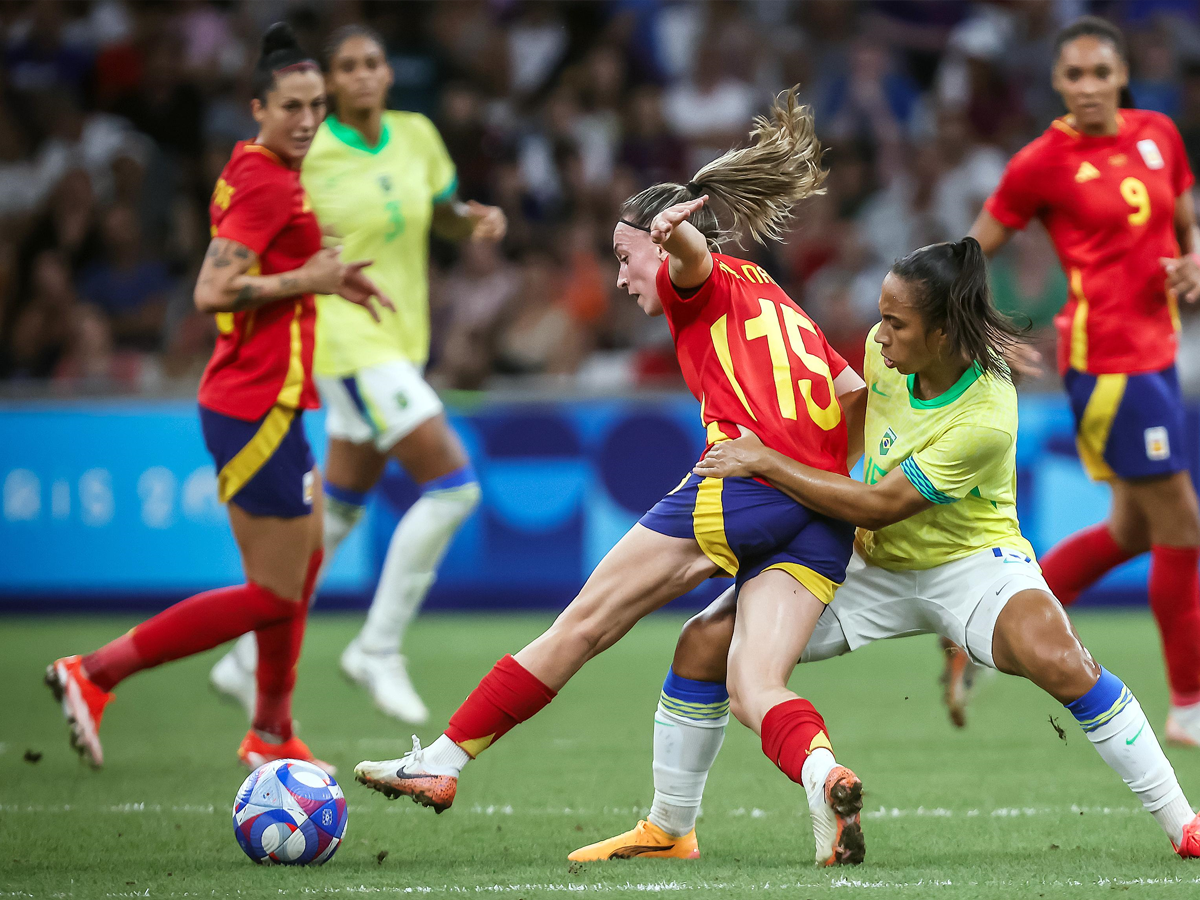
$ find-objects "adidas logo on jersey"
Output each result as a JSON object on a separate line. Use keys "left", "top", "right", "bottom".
{"left": 1075, "top": 161, "right": 1101, "bottom": 183}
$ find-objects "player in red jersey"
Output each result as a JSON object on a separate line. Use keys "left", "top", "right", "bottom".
{"left": 45, "top": 23, "right": 389, "bottom": 772}
{"left": 354, "top": 90, "right": 871, "bottom": 866}
{"left": 940, "top": 17, "right": 1200, "bottom": 740}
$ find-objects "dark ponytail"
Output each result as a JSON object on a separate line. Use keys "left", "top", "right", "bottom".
{"left": 889, "top": 238, "right": 1024, "bottom": 380}
{"left": 1053, "top": 16, "right": 1136, "bottom": 108}
{"left": 252, "top": 22, "right": 319, "bottom": 102}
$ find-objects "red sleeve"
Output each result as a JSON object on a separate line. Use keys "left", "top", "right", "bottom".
{"left": 216, "top": 166, "right": 292, "bottom": 257}
{"left": 655, "top": 254, "right": 737, "bottom": 314}
{"left": 1164, "top": 119, "right": 1195, "bottom": 196}
{"left": 983, "top": 145, "right": 1045, "bottom": 231}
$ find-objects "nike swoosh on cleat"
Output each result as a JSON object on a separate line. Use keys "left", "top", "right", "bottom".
{"left": 393, "top": 767, "right": 438, "bottom": 781}
{"left": 1126, "top": 722, "right": 1146, "bottom": 745}
{"left": 611, "top": 844, "right": 675, "bottom": 858}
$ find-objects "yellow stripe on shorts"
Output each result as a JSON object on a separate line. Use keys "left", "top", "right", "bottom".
{"left": 1075, "top": 373, "right": 1126, "bottom": 482}
{"left": 217, "top": 405, "right": 296, "bottom": 503}
{"left": 693, "top": 476, "right": 738, "bottom": 575}
{"left": 764, "top": 562, "right": 838, "bottom": 605}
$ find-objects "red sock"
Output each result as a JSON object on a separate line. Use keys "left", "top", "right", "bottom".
{"left": 1148, "top": 545, "right": 1200, "bottom": 707}
{"left": 82, "top": 582, "right": 297, "bottom": 692}
{"left": 1040, "top": 524, "right": 1134, "bottom": 607}
{"left": 253, "top": 550, "right": 323, "bottom": 740}
{"left": 760, "top": 698, "right": 832, "bottom": 784}
{"left": 444, "top": 654, "right": 556, "bottom": 757}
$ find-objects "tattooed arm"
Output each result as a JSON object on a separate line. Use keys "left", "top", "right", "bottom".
{"left": 193, "top": 239, "right": 346, "bottom": 314}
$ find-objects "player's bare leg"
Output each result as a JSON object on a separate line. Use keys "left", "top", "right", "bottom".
{"left": 991, "top": 588, "right": 1198, "bottom": 856}
{"left": 728, "top": 570, "right": 865, "bottom": 866}
{"left": 354, "top": 526, "right": 718, "bottom": 810}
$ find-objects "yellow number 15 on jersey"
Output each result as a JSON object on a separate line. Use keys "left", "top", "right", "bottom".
{"left": 710, "top": 297, "right": 841, "bottom": 431}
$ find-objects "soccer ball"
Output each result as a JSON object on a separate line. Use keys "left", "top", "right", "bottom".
{"left": 232, "top": 759, "right": 347, "bottom": 865}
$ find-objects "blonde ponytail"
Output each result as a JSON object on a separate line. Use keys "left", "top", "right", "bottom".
{"left": 618, "top": 87, "right": 825, "bottom": 248}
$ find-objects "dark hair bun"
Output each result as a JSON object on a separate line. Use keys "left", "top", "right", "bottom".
{"left": 261, "top": 22, "right": 300, "bottom": 59}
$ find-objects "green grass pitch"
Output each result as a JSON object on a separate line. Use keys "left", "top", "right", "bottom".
{"left": 4, "top": 610, "right": 1200, "bottom": 899}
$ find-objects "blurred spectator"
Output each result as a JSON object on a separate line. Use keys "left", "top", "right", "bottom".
{"left": 76, "top": 204, "right": 172, "bottom": 352}
{"left": 0, "top": 0, "right": 1196, "bottom": 396}
{"left": 988, "top": 224, "right": 1066, "bottom": 334}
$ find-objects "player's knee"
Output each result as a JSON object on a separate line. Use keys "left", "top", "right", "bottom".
{"left": 673, "top": 608, "right": 734, "bottom": 682}
{"left": 1024, "top": 639, "right": 1098, "bottom": 702}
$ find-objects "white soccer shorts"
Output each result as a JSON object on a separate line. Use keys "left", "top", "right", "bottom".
{"left": 315, "top": 359, "right": 444, "bottom": 452}
{"left": 801, "top": 546, "right": 1050, "bottom": 669}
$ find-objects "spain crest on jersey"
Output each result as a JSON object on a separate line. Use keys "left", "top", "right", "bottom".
{"left": 879, "top": 427, "right": 897, "bottom": 456}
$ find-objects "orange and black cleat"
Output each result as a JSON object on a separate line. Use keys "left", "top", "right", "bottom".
{"left": 568, "top": 819, "right": 700, "bottom": 861}
{"left": 817, "top": 766, "right": 866, "bottom": 866}
{"left": 354, "top": 736, "right": 458, "bottom": 813}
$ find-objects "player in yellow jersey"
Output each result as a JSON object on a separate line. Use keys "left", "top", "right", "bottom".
{"left": 210, "top": 25, "right": 505, "bottom": 724}
{"left": 571, "top": 238, "right": 1200, "bottom": 862}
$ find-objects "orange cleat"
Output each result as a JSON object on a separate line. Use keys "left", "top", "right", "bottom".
{"left": 817, "top": 766, "right": 866, "bottom": 866}
{"left": 1175, "top": 812, "right": 1200, "bottom": 859}
{"left": 45, "top": 655, "right": 113, "bottom": 769}
{"left": 354, "top": 737, "right": 458, "bottom": 813}
{"left": 237, "top": 729, "right": 336, "bottom": 776}
{"left": 569, "top": 820, "right": 700, "bottom": 861}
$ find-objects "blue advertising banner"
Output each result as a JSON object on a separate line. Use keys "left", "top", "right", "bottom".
{"left": 1, "top": 393, "right": 1193, "bottom": 611}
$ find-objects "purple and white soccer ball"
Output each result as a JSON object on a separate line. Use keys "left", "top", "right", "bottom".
{"left": 232, "top": 759, "right": 347, "bottom": 865}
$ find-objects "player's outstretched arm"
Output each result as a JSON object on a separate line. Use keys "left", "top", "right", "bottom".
{"left": 693, "top": 432, "right": 931, "bottom": 530}
{"left": 432, "top": 198, "right": 507, "bottom": 243}
{"left": 966, "top": 210, "right": 1014, "bottom": 259}
{"left": 651, "top": 197, "right": 713, "bottom": 290}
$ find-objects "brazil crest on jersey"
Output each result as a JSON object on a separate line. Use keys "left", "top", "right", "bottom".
{"left": 301, "top": 111, "right": 457, "bottom": 375}
{"left": 856, "top": 326, "right": 1035, "bottom": 570}
{"left": 984, "top": 109, "right": 1194, "bottom": 376}
{"left": 656, "top": 253, "right": 850, "bottom": 474}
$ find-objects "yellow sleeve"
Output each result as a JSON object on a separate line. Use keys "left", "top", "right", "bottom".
{"left": 900, "top": 425, "right": 1012, "bottom": 504}
{"left": 416, "top": 115, "right": 457, "bottom": 203}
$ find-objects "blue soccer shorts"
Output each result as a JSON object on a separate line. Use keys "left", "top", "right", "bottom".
{"left": 1064, "top": 365, "right": 1187, "bottom": 481}
{"left": 200, "top": 404, "right": 315, "bottom": 518}
{"left": 639, "top": 472, "right": 855, "bottom": 603}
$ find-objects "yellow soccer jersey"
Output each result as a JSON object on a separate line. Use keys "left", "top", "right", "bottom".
{"left": 855, "top": 326, "right": 1035, "bottom": 570}
{"left": 302, "top": 111, "right": 457, "bottom": 375}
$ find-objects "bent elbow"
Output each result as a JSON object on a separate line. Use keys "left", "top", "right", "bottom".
{"left": 193, "top": 286, "right": 225, "bottom": 314}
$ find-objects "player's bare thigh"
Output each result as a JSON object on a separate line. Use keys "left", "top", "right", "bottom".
{"left": 514, "top": 525, "right": 718, "bottom": 691}
{"left": 227, "top": 467, "right": 324, "bottom": 601}
{"left": 989, "top": 588, "right": 1100, "bottom": 704}
{"left": 324, "top": 414, "right": 467, "bottom": 494}
{"left": 1111, "top": 470, "right": 1200, "bottom": 550}
{"left": 726, "top": 568, "right": 826, "bottom": 734}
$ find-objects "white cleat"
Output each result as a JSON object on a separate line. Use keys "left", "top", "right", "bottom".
{"left": 1165, "top": 702, "right": 1200, "bottom": 747}
{"left": 354, "top": 736, "right": 458, "bottom": 812}
{"left": 807, "top": 765, "right": 866, "bottom": 866}
{"left": 341, "top": 638, "right": 430, "bottom": 724}
{"left": 210, "top": 635, "right": 257, "bottom": 720}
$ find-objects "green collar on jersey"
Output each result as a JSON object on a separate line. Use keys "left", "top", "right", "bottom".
{"left": 907, "top": 361, "right": 982, "bottom": 409}
{"left": 326, "top": 115, "right": 390, "bottom": 155}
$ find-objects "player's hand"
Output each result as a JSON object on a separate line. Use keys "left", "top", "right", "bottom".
{"left": 1002, "top": 341, "right": 1044, "bottom": 379}
{"left": 1161, "top": 255, "right": 1200, "bottom": 304}
{"left": 692, "top": 430, "right": 766, "bottom": 479}
{"left": 650, "top": 196, "right": 708, "bottom": 246}
{"left": 337, "top": 260, "right": 395, "bottom": 323}
{"left": 302, "top": 246, "right": 348, "bottom": 295}
{"left": 467, "top": 201, "right": 507, "bottom": 242}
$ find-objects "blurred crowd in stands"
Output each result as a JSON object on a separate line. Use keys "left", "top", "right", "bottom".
{"left": 3, "top": 0, "right": 1200, "bottom": 395}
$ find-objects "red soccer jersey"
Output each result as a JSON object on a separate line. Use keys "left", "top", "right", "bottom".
{"left": 984, "top": 109, "right": 1193, "bottom": 376}
{"left": 197, "top": 141, "right": 322, "bottom": 420}
{"left": 656, "top": 253, "right": 850, "bottom": 474}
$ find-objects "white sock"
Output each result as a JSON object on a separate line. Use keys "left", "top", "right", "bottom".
{"left": 648, "top": 703, "right": 728, "bottom": 837}
{"left": 800, "top": 747, "right": 837, "bottom": 810}
{"left": 322, "top": 490, "right": 366, "bottom": 583}
{"left": 423, "top": 733, "right": 471, "bottom": 774}
{"left": 359, "top": 481, "right": 480, "bottom": 654}
{"left": 1068, "top": 672, "right": 1193, "bottom": 844}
